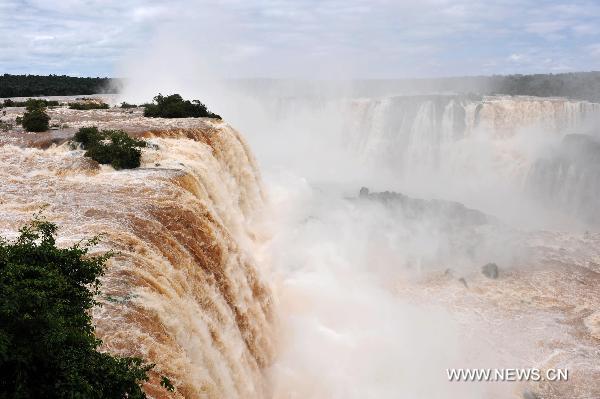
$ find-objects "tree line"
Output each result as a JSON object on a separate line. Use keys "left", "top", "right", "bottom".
{"left": 2, "top": 72, "right": 600, "bottom": 102}
{"left": 0, "top": 74, "right": 120, "bottom": 97}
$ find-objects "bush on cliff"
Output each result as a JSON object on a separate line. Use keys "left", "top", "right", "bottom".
{"left": 21, "top": 100, "right": 50, "bottom": 132}
{"left": 0, "top": 216, "right": 154, "bottom": 398}
{"left": 74, "top": 127, "right": 146, "bottom": 169}
{"left": 143, "top": 93, "right": 221, "bottom": 119}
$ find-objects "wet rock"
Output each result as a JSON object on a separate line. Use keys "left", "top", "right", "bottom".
{"left": 482, "top": 263, "right": 499, "bottom": 279}
{"left": 357, "top": 189, "right": 490, "bottom": 226}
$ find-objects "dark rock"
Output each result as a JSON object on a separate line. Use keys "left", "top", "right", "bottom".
{"left": 482, "top": 263, "right": 499, "bottom": 279}
{"left": 356, "top": 189, "right": 490, "bottom": 226}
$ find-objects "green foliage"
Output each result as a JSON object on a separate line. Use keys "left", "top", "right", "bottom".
{"left": 160, "top": 376, "right": 175, "bottom": 392}
{"left": 68, "top": 102, "right": 110, "bottom": 110}
{"left": 73, "top": 126, "right": 103, "bottom": 147}
{"left": 0, "top": 216, "right": 154, "bottom": 398}
{"left": 21, "top": 105, "right": 50, "bottom": 132}
{"left": 143, "top": 93, "right": 221, "bottom": 119}
{"left": 120, "top": 102, "right": 138, "bottom": 109}
{"left": 0, "top": 74, "right": 120, "bottom": 97}
{"left": 2, "top": 98, "right": 60, "bottom": 108}
{"left": 0, "top": 121, "right": 12, "bottom": 132}
{"left": 25, "top": 98, "right": 58, "bottom": 110}
{"left": 73, "top": 127, "right": 146, "bottom": 169}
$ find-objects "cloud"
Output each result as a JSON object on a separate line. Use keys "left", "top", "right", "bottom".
{"left": 0, "top": 0, "right": 599, "bottom": 77}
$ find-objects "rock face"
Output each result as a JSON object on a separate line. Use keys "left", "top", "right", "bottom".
{"left": 354, "top": 188, "right": 521, "bottom": 277}
{"left": 358, "top": 188, "right": 491, "bottom": 227}
{"left": 481, "top": 263, "right": 499, "bottom": 279}
{"left": 0, "top": 110, "right": 275, "bottom": 399}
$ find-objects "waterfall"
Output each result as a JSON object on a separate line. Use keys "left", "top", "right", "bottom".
{"left": 345, "top": 95, "right": 600, "bottom": 176}
{"left": 0, "top": 124, "right": 276, "bottom": 399}
{"left": 339, "top": 95, "right": 600, "bottom": 224}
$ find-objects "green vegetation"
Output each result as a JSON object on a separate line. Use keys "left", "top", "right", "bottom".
{"left": 0, "top": 121, "right": 12, "bottom": 132}
{"left": 21, "top": 100, "right": 50, "bottom": 132}
{"left": 0, "top": 216, "right": 153, "bottom": 398}
{"left": 74, "top": 127, "right": 146, "bottom": 169}
{"left": 0, "top": 74, "right": 120, "bottom": 97}
{"left": 489, "top": 72, "right": 600, "bottom": 101}
{"left": 68, "top": 101, "right": 110, "bottom": 110}
{"left": 160, "top": 376, "right": 175, "bottom": 392}
{"left": 120, "top": 102, "right": 138, "bottom": 109}
{"left": 3, "top": 98, "right": 59, "bottom": 108}
{"left": 143, "top": 93, "right": 221, "bottom": 119}
{"left": 24, "top": 98, "right": 59, "bottom": 108}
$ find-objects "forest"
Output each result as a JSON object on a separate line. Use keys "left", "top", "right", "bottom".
{"left": 486, "top": 72, "right": 600, "bottom": 102}
{"left": 2, "top": 72, "right": 600, "bottom": 102}
{"left": 0, "top": 74, "right": 120, "bottom": 97}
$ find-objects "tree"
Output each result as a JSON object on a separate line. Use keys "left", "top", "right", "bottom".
{"left": 0, "top": 216, "right": 154, "bottom": 398}
{"left": 73, "top": 127, "right": 146, "bottom": 169}
{"left": 21, "top": 102, "right": 50, "bottom": 132}
{"left": 143, "top": 93, "right": 221, "bottom": 119}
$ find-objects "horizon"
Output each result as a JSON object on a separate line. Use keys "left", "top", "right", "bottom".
{"left": 3, "top": 70, "right": 600, "bottom": 80}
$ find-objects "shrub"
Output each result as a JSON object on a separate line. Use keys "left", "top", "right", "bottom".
{"left": 73, "top": 127, "right": 146, "bottom": 169}
{"left": 0, "top": 121, "right": 12, "bottom": 131}
{"left": 73, "top": 126, "right": 103, "bottom": 147}
{"left": 3, "top": 98, "right": 59, "bottom": 108}
{"left": 25, "top": 98, "right": 53, "bottom": 110}
{"left": 120, "top": 102, "right": 138, "bottom": 109}
{"left": 68, "top": 102, "right": 110, "bottom": 110}
{"left": 143, "top": 93, "right": 221, "bottom": 119}
{"left": 21, "top": 105, "right": 50, "bottom": 132}
{"left": 0, "top": 217, "right": 154, "bottom": 398}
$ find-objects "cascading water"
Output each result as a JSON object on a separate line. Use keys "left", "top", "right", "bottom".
{"left": 343, "top": 95, "right": 600, "bottom": 225}
{"left": 213, "top": 90, "right": 600, "bottom": 398}
{"left": 0, "top": 119, "right": 276, "bottom": 399}
{"left": 237, "top": 93, "right": 600, "bottom": 226}
{"left": 1, "top": 92, "right": 600, "bottom": 399}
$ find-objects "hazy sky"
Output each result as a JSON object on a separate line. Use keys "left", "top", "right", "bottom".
{"left": 1, "top": 0, "right": 599, "bottom": 78}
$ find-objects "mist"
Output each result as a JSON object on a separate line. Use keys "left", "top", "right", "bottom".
{"left": 109, "top": 4, "right": 600, "bottom": 396}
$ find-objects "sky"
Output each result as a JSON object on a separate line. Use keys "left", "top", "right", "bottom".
{"left": 1, "top": 0, "right": 599, "bottom": 78}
